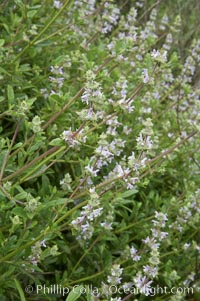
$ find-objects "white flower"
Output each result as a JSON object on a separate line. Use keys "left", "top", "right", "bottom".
{"left": 130, "top": 246, "right": 137, "bottom": 255}
{"left": 123, "top": 126, "right": 132, "bottom": 135}
{"left": 88, "top": 208, "right": 103, "bottom": 221}
{"left": 151, "top": 49, "right": 161, "bottom": 58}
{"left": 143, "top": 265, "right": 158, "bottom": 278}
{"left": 81, "top": 90, "right": 90, "bottom": 105}
{"left": 133, "top": 273, "right": 153, "bottom": 296}
{"left": 107, "top": 264, "right": 123, "bottom": 285}
{"left": 151, "top": 49, "right": 167, "bottom": 63}
{"left": 53, "top": 0, "right": 62, "bottom": 9}
{"left": 130, "top": 246, "right": 141, "bottom": 261}
{"left": 142, "top": 69, "right": 149, "bottom": 83}
{"left": 40, "top": 240, "right": 47, "bottom": 248}
{"left": 62, "top": 128, "right": 80, "bottom": 146}
{"left": 142, "top": 237, "right": 160, "bottom": 250}
{"left": 196, "top": 245, "right": 200, "bottom": 252}
{"left": 85, "top": 165, "right": 99, "bottom": 177}
{"left": 154, "top": 211, "right": 168, "bottom": 227}
{"left": 183, "top": 243, "right": 191, "bottom": 250}
{"left": 100, "top": 221, "right": 113, "bottom": 230}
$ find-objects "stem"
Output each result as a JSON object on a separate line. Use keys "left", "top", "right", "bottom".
{"left": 70, "top": 235, "right": 101, "bottom": 277}
{"left": 138, "top": 0, "right": 161, "bottom": 23}
{"left": 68, "top": 270, "right": 105, "bottom": 285}
{"left": 0, "top": 185, "right": 24, "bottom": 205}
{"left": 85, "top": 112, "right": 117, "bottom": 136}
{"left": 24, "top": 146, "right": 70, "bottom": 182}
{"left": 54, "top": 200, "right": 88, "bottom": 226}
{"left": 146, "top": 130, "right": 197, "bottom": 165}
{"left": 115, "top": 215, "right": 154, "bottom": 234}
{"left": 0, "top": 230, "right": 48, "bottom": 263}
{"left": 2, "top": 146, "right": 62, "bottom": 182}
{"left": 42, "top": 88, "right": 84, "bottom": 131}
{"left": 19, "top": 146, "right": 66, "bottom": 183}
{"left": 0, "top": 120, "right": 22, "bottom": 182}
{"left": 35, "top": 25, "right": 70, "bottom": 45}
{"left": 127, "top": 83, "right": 144, "bottom": 104}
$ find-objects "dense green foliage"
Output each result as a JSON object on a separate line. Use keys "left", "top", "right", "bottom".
{"left": 0, "top": 1, "right": 200, "bottom": 300}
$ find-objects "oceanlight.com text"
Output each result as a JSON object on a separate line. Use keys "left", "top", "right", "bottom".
{"left": 24, "top": 284, "right": 194, "bottom": 297}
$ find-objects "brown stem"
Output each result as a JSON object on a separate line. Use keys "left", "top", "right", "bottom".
{"left": 127, "top": 83, "right": 144, "bottom": 104}
{"left": 0, "top": 185, "right": 24, "bottom": 205}
{"left": 95, "top": 56, "right": 113, "bottom": 74}
{"left": 138, "top": 0, "right": 162, "bottom": 23}
{"left": 2, "top": 146, "right": 60, "bottom": 182}
{"left": 147, "top": 130, "right": 197, "bottom": 165}
{"left": 121, "top": 294, "right": 133, "bottom": 301}
{"left": 42, "top": 88, "right": 84, "bottom": 131}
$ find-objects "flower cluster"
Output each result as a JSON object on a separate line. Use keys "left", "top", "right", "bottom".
{"left": 53, "top": 0, "right": 62, "bottom": 9}
{"left": 143, "top": 212, "right": 168, "bottom": 273}
{"left": 101, "top": 2, "right": 120, "bottom": 34}
{"left": 25, "top": 194, "right": 41, "bottom": 218}
{"left": 49, "top": 65, "right": 65, "bottom": 94}
{"left": 109, "top": 77, "right": 135, "bottom": 113}
{"left": 79, "top": 70, "right": 108, "bottom": 121}
{"left": 25, "top": 240, "right": 46, "bottom": 271}
{"left": 151, "top": 49, "right": 167, "bottom": 63}
{"left": 30, "top": 115, "right": 43, "bottom": 133}
{"left": 71, "top": 188, "right": 103, "bottom": 241}
{"left": 136, "top": 118, "right": 159, "bottom": 156}
{"left": 133, "top": 273, "right": 153, "bottom": 296}
{"left": 107, "top": 264, "right": 123, "bottom": 285}
{"left": 100, "top": 264, "right": 123, "bottom": 299}
{"left": 170, "top": 189, "right": 200, "bottom": 232}
{"left": 130, "top": 245, "right": 141, "bottom": 262}
{"left": 62, "top": 127, "right": 87, "bottom": 147}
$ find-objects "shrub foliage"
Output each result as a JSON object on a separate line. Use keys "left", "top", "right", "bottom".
{"left": 0, "top": 1, "right": 200, "bottom": 300}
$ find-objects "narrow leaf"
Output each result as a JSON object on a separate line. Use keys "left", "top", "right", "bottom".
{"left": 14, "top": 279, "right": 26, "bottom": 301}
{"left": 7, "top": 85, "right": 15, "bottom": 104}
{"left": 65, "top": 285, "right": 84, "bottom": 301}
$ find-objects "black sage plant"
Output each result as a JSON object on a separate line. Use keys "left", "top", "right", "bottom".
{"left": 0, "top": 0, "right": 200, "bottom": 300}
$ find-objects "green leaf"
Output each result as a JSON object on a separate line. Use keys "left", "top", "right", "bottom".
{"left": 121, "top": 189, "right": 138, "bottom": 198}
{"left": 145, "top": 53, "right": 152, "bottom": 69}
{"left": 49, "top": 138, "right": 63, "bottom": 146}
{"left": 7, "top": 85, "right": 15, "bottom": 104}
{"left": 27, "top": 10, "right": 38, "bottom": 18}
{"left": 86, "top": 285, "right": 92, "bottom": 301}
{"left": 14, "top": 279, "right": 26, "bottom": 301}
{"left": 0, "top": 66, "right": 11, "bottom": 76}
{"left": 0, "top": 39, "right": 5, "bottom": 47}
{"left": 65, "top": 285, "right": 84, "bottom": 301}
{"left": 12, "top": 207, "right": 27, "bottom": 219}
{"left": 12, "top": 142, "right": 23, "bottom": 150}
{"left": 0, "top": 96, "right": 5, "bottom": 103}
{"left": 40, "top": 198, "right": 69, "bottom": 209}
{"left": 115, "top": 198, "right": 135, "bottom": 206}
{"left": 15, "top": 191, "right": 28, "bottom": 200}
